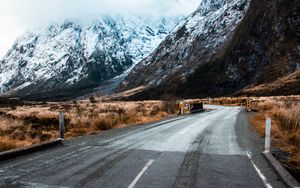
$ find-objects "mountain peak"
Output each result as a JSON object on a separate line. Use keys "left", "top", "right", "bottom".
{"left": 0, "top": 16, "right": 183, "bottom": 100}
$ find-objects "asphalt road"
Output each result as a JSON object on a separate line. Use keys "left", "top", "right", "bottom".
{"left": 0, "top": 105, "right": 286, "bottom": 188}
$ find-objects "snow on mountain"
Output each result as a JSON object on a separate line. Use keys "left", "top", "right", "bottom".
{"left": 122, "top": 0, "right": 250, "bottom": 91}
{"left": 0, "top": 15, "right": 182, "bottom": 100}
{"left": 123, "top": 0, "right": 300, "bottom": 99}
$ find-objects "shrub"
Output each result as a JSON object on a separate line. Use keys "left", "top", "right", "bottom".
{"left": 150, "top": 105, "right": 161, "bottom": 116}
{"left": 11, "top": 130, "right": 26, "bottom": 141}
{"left": 163, "top": 100, "right": 178, "bottom": 114}
{"left": 135, "top": 104, "right": 147, "bottom": 115}
{"left": 24, "top": 115, "right": 69, "bottom": 131}
{"left": 0, "top": 139, "right": 17, "bottom": 152}
{"left": 10, "top": 106, "right": 17, "bottom": 110}
{"left": 273, "top": 103, "right": 300, "bottom": 133}
{"left": 39, "top": 134, "right": 52, "bottom": 142}
{"left": 94, "top": 118, "right": 114, "bottom": 131}
{"left": 75, "top": 105, "right": 83, "bottom": 115}
{"left": 89, "top": 97, "right": 97, "bottom": 103}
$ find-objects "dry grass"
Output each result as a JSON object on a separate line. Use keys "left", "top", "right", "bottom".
{"left": 240, "top": 70, "right": 300, "bottom": 96}
{"left": 211, "top": 96, "right": 300, "bottom": 178}
{"left": 251, "top": 97, "right": 300, "bottom": 171}
{"left": 0, "top": 138, "right": 18, "bottom": 152}
{"left": 0, "top": 100, "right": 178, "bottom": 152}
{"left": 196, "top": 97, "right": 253, "bottom": 106}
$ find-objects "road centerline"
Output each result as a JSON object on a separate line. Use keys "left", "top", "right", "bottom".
{"left": 13, "top": 181, "right": 70, "bottom": 188}
{"left": 128, "top": 159, "right": 155, "bottom": 188}
{"left": 179, "top": 128, "right": 190, "bottom": 135}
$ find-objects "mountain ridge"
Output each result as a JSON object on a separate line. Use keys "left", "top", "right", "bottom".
{"left": 0, "top": 16, "right": 182, "bottom": 100}
{"left": 1, "top": 0, "right": 300, "bottom": 101}
{"left": 120, "top": 0, "right": 300, "bottom": 99}
{"left": 120, "top": 0, "right": 250, "bottom": 96}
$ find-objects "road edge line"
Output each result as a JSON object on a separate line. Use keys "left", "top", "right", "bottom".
{"left": 262, "top": 151, "right": 300, "bottom": 188}
{"left": 0, "top": 138, "right": 64, "bottom": 162}
{"left": 247, "top": 152, "right": 273, "bottom": 188}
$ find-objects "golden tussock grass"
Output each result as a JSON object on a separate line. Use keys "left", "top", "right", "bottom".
{"left": 0, "top": 100, "right": 178, "bottom": 152}
{"left": 198, "top": 97, "right": 252, "bottom": 106}
{"left": 0, "top": 138, "right": 17, "bottom": 152}
{"left": 252, "top": 99, "right": 300, "bottom": 179}
{"left": 0, "top": 137, "right": 33, "bottom": 152}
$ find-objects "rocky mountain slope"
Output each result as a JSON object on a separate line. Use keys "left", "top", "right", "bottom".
{"left": 121, "top": 0, "right": 250, "bottom": 95}
{"left": 0, "top": 16, "right": 181, "bottom": 100}
{"left": 121, "top": 0, "right": 300, "bottom": 99}
{"left": 2, "top": 0, "right": 299, "bottom": 101}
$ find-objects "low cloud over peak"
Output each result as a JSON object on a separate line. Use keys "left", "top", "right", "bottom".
{"left": 0, "top": 0, "right": 200, "bottom": 58}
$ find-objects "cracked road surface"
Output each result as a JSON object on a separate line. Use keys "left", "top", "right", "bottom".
{"left": 0, "top": 105, "right": 286, "bottom": 188}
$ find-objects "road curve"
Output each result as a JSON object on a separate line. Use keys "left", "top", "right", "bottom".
{"left": 0, "top": 105, "right": 286, "bottom": 188}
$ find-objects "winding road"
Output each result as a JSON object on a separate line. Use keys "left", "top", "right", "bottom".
{"left": 0, "top": 105, "right": 286, "bottom": 188}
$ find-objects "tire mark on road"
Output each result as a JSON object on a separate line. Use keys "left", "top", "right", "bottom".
{"left": 75, "top": 147, "right": 134, "bottom": 186}
{"left": 173, "top": 128, "right": 210, "bottom": 188}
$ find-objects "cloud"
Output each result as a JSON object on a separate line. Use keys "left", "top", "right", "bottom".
{"left": 0, "top": 0, "right": 200, "bottom": 58}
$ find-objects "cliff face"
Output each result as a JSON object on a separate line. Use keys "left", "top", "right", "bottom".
{"left": 122, "top": 0, "right": 250, "bottom": 92}
{"left": 122, "top": 0, "right": 300, "bottom": 99}
{"left": 183, "top": 0, "right": 300, "bottom": 97}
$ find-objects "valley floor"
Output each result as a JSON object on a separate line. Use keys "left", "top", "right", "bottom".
{"left": 0, "top": 105, "right": 286, "bottom": 187}
{"left": 0, "top": 100, "right": 176, "bottom": 152}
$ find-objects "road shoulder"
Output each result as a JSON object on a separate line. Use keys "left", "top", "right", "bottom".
{"left": 235, "top": 109, "right": 286, "bottom": 188}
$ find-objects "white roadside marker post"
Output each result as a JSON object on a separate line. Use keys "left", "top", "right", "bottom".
{"left": 265, "top": 118, "right": 272, "bottom": 152}
{"left": 59, "top": 111, "right": 65, "bottom": 139}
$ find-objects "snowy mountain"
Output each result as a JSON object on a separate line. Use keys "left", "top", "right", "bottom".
{"left": 122, "top": 0, "right": 300, "bottom": 99}
{"left": 3, "top": 0, "right": 298, "bottom": 100}
{"left": 0, "top": 16, "right": 182, "bottom": 100}
{"left": 122, "top": 0, "right": 250, "bottom": 91}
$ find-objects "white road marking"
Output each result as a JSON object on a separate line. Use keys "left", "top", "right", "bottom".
{"left": 128, "top": 159, "right": 155, "bottom": 188}
{"left": 78, "top": 146, "right": 93, "bottom": 151}
{"left": 14, "top": 181, "right": 70, "bottom": 187}
{"left": 179, "top": 128, "right": 190, "bottom": 135}
{"left": 246, "top": 152, "right": 273, "bottom": 188}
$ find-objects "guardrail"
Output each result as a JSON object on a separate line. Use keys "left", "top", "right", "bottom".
{"left": 178, "top": 100, "right": 204, "bottom": 115}
{"left": 190, "top": 103, "right": 204, "bottom": 114}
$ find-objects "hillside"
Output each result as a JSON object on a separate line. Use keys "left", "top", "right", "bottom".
{"left": 121, "top": 0, "right": 300, "bottom": 99}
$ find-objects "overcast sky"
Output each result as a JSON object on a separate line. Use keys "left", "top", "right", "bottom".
{"left": 0, "top": 0, "right": 200, "bottom": 58}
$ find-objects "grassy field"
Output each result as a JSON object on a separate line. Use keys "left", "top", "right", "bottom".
{"left": 0, "top": 99, "right": 178, "bottom": 152}
{"left": 250, "top": 96, "right": 300, "bottom": 179}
